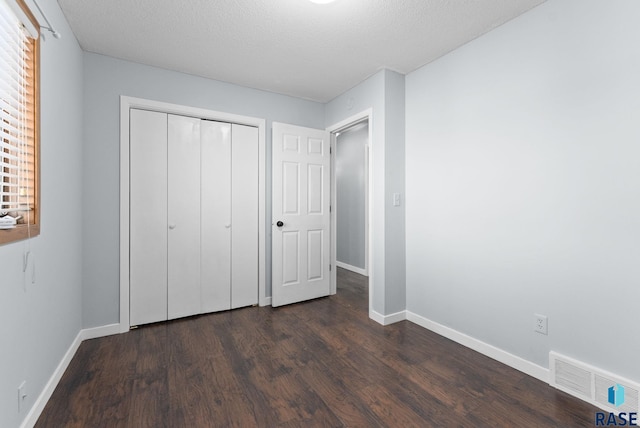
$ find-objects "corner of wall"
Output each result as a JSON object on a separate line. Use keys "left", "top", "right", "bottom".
{"left": 383, "top": 70, "right": 407, "bottom": 315}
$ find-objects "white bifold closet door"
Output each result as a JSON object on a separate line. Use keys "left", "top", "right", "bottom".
{"left": 130, "top": 109, "right": 168, "bottom": 326}
{"left": 130, "top": 109, "right": 258, "bottom": 326}
{"left": 201, "top": 120, "right": 232, "bottom": 313}
{"left": 229, "top": 124, "right": 259, "bottom": 308}
{"left": 167, "top": 114, "right": 202, "bottom": 320}
{"left": 200, "top": 120, "right": 259, "bottom": 312}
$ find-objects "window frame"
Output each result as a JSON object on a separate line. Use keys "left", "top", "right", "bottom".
{"left": 0, "top": 0, "right": 40, "bottom": 246}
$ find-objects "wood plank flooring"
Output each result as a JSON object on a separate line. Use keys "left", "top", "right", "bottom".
{"left": 36, "top": 268, "right": 599, "bottom": 427}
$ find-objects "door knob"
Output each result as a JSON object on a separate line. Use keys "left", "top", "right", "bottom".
{"left": 276, "top": 221, "right": 284, "bottom": 227}
{"left": 168, "top": 224, "right": 176, "bottom": 230}
{"left": 225, "top": 223, "right": 231, "bottom": 229}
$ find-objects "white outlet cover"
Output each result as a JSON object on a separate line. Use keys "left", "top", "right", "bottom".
{"left": 534, "top": 313, "right": 548, "bottom": 335}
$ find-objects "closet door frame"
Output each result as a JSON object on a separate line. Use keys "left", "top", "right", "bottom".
{"left": 119, "top": 96, "right": 266, "bottom": 332}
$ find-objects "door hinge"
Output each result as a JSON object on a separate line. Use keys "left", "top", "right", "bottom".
{"left": 330, "top": 147, "right": 332, "bottom": 154}
{"left": 329, "top": 264, "right": 332, "bottom": 271}
{"left": 330, "top": 205, "right": 332, "bottom": 213}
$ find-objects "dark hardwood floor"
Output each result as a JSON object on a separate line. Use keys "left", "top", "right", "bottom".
{"left": 37, "top": 268, "right": 598, "bottom": 427}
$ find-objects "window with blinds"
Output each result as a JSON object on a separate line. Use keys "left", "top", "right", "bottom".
{"left": 0, "top": 0, "right": 40, "bottom": 244}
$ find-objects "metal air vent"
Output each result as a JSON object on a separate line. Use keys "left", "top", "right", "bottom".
{"left": 550, "top": 352, "right": 639, "bottom": 414}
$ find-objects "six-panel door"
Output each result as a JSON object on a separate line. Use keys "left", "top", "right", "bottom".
{"left": 272, "top": 122, "right": 331, "bottom": 307}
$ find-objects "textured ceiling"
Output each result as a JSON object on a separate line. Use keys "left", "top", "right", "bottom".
{"left": 57, "top": 0, "right": 545, "bottom": 102}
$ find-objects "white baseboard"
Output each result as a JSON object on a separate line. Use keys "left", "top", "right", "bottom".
{"left": 81, "top": 323, "right": 121, "bottom": 341}
{"left": 20, "top": 331, "right": 83, "bottom": 428}
{"left": 336, "top": 261, "right": 368, "bottom": 277}
{"left": 260, "top": 296, "right": 272, "bottom": 307}
{"left": 369, "top": 309, "right": 407, "bottom": 326}
{"left": 20, "top": 324, "right": 122, "bottom": 428}
{"left": 406, "top": 311, "right": 549, "bottom": 383}
{"left": 22, "top": 311, "right": 551, "bottom": 428}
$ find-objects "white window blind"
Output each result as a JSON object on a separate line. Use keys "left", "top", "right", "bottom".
{"left": 0, "top": 0, "right": 36, "bottom": 219}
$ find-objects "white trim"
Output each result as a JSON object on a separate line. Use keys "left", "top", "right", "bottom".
{"left": 331, "top": 123, "right": 369, "bottom": 279}
{"left": 406, "top": 311, "right": 549, "bottom": 382}
{"left": 327, "top": 109, "right": 373, "bottom": 134}
{"left": 329, "top": 133, "right": 337, "bottom": 294}
{"left": 19, "top": 331, "right": 83, "bottom": 428}
{"left": 335, "top": 261, "right": 368, "bottom": 277}
{"left": 370, "top": 309, "right": 406, "bottom": 326}
{"left": 19, "top": 323, "right": 123, "bottom": 428}
{"left": 21, "top": 309, "right": 552, "bottom": 427}
{"left": 119, "top": 97, "right": 130, "bottom": 333}
{"left": 119, "top": 96, "right": 267, "bottom": 329}
{"left": 81, "top": 323, "right": 121, "bottom": 341}
{"left": 261, "top": 296, "right": 272, "bottom": 307}
{"left": 363, "top": 143, "right": 369, "bottom": 277}
{"left": 369, "top": 310, "right": 384, "bottom": 325}
{"left": 327, "top": 108, "right": 373, "bottom": 314}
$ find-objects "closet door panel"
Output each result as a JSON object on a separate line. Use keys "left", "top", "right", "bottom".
{"left": 231, "top": 124, "right": 259, "bottom": 308}
{"left": 130, "top": 109, "right": 168, "bottom": 326}
{"left": 201, "top": 120, "right": 232, "bottom": 312}
{"left": 168, "top": 114, "right": 202, "bottom": 320}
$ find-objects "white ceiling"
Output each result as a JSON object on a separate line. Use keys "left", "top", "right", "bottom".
{"left": 57, "top": 0, "right": 545, "bottom": 103}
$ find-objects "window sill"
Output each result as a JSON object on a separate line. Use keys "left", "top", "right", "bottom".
{"left": 0, "top": 224, "right": 40, "bottom": 246}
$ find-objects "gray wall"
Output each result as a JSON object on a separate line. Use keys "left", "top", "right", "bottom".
{"left": 0, "top": 2, "right": 84, "bottom": 426}
{"left": 82, "top": 53, "right": 325, "bottom": 328}
{"left": 325, "top": 69, "right": 406, "bottom": 316}
{"left": 383, "top": 71, "right": 406, "bottom": 314}
{"left": 406, "top": 0, "right": 640, "bottom": 381}
{"left": 336, "top": 122, "right": 367, "bottom": 270}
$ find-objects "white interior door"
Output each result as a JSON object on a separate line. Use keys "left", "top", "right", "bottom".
{"left": 201, "top": 120, "right": 232, "bottom": 313}
{"left": 272, "top": 122, "right": 331, "bottom": 307}
{"left": 167, "top": 114, "right": 202, "bottom": 320}
{"left": 130, "top": 109, "right": 168, "bottom": 325}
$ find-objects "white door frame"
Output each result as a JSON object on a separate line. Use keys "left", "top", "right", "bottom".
{"left": 331, "top": 119, "right": 370, "bottom": 278}
{"left": 119, "top": 96, "right": 266, "bottom": 333}
{"left": 327, "top": 109, "right": 373, "bottom": 309}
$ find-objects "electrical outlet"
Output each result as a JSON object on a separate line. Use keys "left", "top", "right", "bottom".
{"left": 534, "top": 314, "right": 548, "bottom": 335}
{"left": 18, "top": 381, "right": 27, "bottom": 413}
